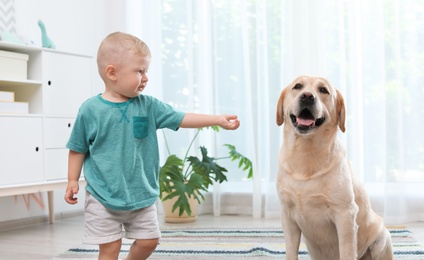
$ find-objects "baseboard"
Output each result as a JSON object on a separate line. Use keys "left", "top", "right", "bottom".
{"left": 0, "top": 210, "right": 83, "bottom": 232}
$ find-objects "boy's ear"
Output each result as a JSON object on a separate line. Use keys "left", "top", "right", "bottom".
{"left": 105, "top": 65, "right": 117, "bottom": 80}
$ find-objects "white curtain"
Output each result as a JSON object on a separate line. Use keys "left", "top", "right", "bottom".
{"left": 127, "top": 0, "right": 424, "bottom": 224}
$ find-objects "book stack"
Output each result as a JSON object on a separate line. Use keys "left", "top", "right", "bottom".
{"left": 0, "top": 90, "right": 29, "bottom": 114}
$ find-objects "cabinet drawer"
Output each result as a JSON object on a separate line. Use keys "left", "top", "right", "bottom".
{"left": 44, "top": 118, "right": 74, "bottom": 148}
{"left": 0, "top": 116, "right": 44, "bottom": 186}
{"left": 44, "top": 149, "right": 68, "bottom": 181}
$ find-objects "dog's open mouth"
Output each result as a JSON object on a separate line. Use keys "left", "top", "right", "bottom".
{"left": 290, "top": 109, "right": 325, "bottom": 133}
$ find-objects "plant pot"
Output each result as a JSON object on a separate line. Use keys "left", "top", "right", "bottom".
{"left": 161, "top": 193, "right": 199, "bottom": 223}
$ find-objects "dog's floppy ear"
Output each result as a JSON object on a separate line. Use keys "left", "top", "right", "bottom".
{"left": 276, "top": 87, "right": 287, "bottom": 126}
{"left": 336, "top": 89, "right": 346, "bottom": 133}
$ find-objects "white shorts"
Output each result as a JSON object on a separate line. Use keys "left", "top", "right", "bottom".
{"left": 83, "top": 191, "right": 161, "bottom": 245}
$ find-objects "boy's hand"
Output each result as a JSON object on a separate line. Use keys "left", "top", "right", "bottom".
{"left": 218, "top": 114, "right": 240, "bottom": 130}
{"left": 64, "top": 180, "right": 79, "bottom": 204}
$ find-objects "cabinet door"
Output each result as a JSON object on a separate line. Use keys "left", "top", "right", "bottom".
{"left": 42, "top": 52, "right": 91, "bottom": 116}
{"left": 44, "top": 117, "right": 75, "bottom": 148}
{"left": 44, "top": 117, "right": 75, "bottom": 180}
{"left": 44, "top": 149, "right": 68, "bottom": 181}
{"left": 0, "top": 117, "right": 43, "bottom": 186}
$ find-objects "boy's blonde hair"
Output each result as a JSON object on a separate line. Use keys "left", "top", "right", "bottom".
{"left": 97, "top": 32, "right": 151, "bottom": 80}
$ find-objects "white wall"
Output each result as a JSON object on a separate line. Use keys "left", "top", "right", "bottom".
{"left": 0, "top": 0, "right": 129, "bottom": 223}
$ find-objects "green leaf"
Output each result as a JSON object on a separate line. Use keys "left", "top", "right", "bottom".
{"left": 210, "top": 125, "right": 220, "bottom": 132}
{"left": 159, "top": 155, "right": 184, "bottom": 197}
{"left": 160, "top": 154, "right": 208, "bottom": 216}
{"left": 198, "top": 126, "right": 220, "bottom": 132}
{"left": 187, "top": 146, "right": 228, "bottom": 188}
{"left": 161, "top": 173, "right": 207, "bottom": 216}
{"left": 224, "top": 144, "right": 254, "bottom": 179}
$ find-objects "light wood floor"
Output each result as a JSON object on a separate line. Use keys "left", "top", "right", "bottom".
{"left": 0, "top": 213, "right": 423, "bottom": 260}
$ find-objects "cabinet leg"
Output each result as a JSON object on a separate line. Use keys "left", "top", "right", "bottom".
{"left": 47, "top": 191, "right": 54, "bottom": 224}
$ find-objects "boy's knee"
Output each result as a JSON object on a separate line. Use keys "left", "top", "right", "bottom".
{"left": 136, "top": 238, "right": 159, "bottom": 252}
{"left": 99, "top": 239, "right": 122, "bottom": 259}
{"left": 124, "top": 238, "right": 159, "bottom": 260}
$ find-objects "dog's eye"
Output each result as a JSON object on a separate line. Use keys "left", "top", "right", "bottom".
{"left": 293, "top": 83, "right": 303, "bottom": 90}
{"left": 319, "top": 87, "right": 329, "bottom": 94}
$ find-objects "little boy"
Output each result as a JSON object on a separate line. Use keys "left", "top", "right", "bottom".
{"left": 64, "top": 32, "right": 240, "bottom": 260}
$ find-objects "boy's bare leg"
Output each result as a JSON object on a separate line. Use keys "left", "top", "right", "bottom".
{"left": 123, "top": 238, "right": 159, "bottom": 260}
{"left": 98, "top": 239, "right": 122, "bottom": 260}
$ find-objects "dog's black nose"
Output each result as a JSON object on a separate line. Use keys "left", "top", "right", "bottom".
{"left": 300, "top": 92, "right": 315, "bottom": 104}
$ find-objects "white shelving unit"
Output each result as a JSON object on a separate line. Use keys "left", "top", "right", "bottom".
{"left": 0, "top": 42, "right": 91, "bottom": 223}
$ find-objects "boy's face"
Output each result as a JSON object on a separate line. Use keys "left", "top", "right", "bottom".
{"left": 114, "top": 53, "right": 151, "bottom": 98}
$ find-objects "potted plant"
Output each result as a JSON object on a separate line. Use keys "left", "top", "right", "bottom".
{"left": 159, "top": 126, "right": 253, "bottom": 222}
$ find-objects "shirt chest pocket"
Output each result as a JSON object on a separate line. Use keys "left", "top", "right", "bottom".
{"left": 133, "top": 116, "right": 149, "bottom": 139}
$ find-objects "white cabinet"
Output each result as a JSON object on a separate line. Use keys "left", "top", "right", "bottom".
{"left": 44, "top": 149, "right": 69, "bottom": 181}
{"left": 43, "top": 117, "right": 75, "bottom": 148}
{"left": 44, "top": 117, "right": 75, "bottom": 180}
{"left": 42, "top": 52, "right": 91, "bottom": 116}
{"left": 0, "top": 116, "right": 43, "bottom": 185}
{"left": 0, "top": 42, "right": 92, "bottom": 186}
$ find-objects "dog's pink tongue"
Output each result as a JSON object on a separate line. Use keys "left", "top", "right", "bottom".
{"left": 297, "top": 118, "right": 315, "bottom": 127}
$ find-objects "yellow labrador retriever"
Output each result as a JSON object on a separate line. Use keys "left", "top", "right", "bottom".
{"left": 276, "top": 75, "right": 393, "bottom": 260}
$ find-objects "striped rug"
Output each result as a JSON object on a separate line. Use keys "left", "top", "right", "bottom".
{"left": 53, "top": 226, "right": 424, "bottom": 259}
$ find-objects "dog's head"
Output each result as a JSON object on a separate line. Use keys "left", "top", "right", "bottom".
{"left": 276, "top": 75, "right": 346, "bottom": 135}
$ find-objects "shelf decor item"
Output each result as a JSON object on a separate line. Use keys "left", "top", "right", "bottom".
{"left": 37, "top": 20, "right": 56, "bottom": 49}
{"left": 0, "top": 90, "right": 14, "bottom": 102}
{"left": 0, "top": 50, "right": 28, "bottom": 80}
{"left": 0, "top": 100, "right": 28, "bottom": 114}
{"left": 159, "top": 126, "right": 253, "bottom": 222}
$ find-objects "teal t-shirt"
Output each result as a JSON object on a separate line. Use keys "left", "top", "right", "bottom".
{"left": 66, "top": 94, "right": 185, "bottom": 210}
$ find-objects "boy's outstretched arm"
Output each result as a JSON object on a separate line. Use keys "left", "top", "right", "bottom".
{"left": 180, "top": 113, "right": 240, "bottom": 130}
